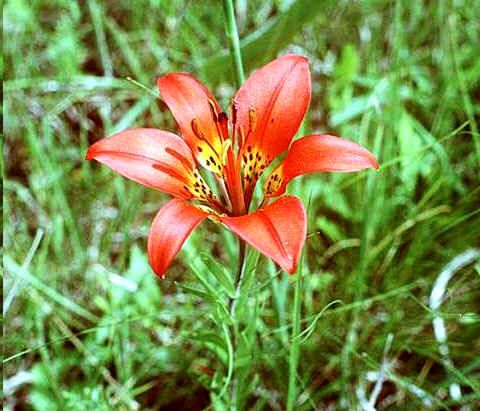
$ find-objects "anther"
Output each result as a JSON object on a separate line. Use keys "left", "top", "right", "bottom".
{"left": 208, "top": 99, "right": 219, "bottom": 122}
{"left": 231, "top": 98, "right": 239, "bottom": 127}
{"left": 238, "top": 127, "right": 245, "bottom": 149}
{"left": 218, "top": 112, "right": 228, "bottom": 139}
{"left": 248, "top": 107, "right": 257, "bottom": 134}
{"left": 218, "top": 112, "right": 228, "bottom": 124}
{"left": 191, "top": 119, "right": 205, "bottom": 140}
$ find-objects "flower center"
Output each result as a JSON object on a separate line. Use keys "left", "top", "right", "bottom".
{"left": 184, "top": 103, "right": 274, "bottom": 215}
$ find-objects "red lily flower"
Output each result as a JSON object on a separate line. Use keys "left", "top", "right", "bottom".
{"left": 86, "top": 54, "right": 378, "bottom": 277}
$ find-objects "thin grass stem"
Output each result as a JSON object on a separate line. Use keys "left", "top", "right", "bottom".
{"left": 222, "top": 0, "right": 245, "bottom": 87}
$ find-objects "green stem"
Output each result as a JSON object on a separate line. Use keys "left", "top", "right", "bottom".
{"left": 287, "top": 262, "right": 303, "bottom": 411}
{"left": 229, "top": 240, "right": 246, "bottom": 316}
{"left": 222, "top": 0, "right": 245, "bottom": 87}
{"left": 227, "top": 239, "right": 247, "bottom": 410}
{"left": 222, "top": 3, "right": 246, "bottom": 407}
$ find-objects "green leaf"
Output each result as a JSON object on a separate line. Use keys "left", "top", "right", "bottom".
{"left": 191, "top": 332, "right": 228, "bottom": 353}
{"left": 200, "top": 253, "right": 235, "bottom": 297}
{"left": 176, "top": 282, "right": 215, "bottom": 303}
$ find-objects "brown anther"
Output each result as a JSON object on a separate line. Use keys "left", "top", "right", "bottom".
{"left": 218, "top": 112, "right": 229, "bottom": 139}
{"left": 238, "top": 127, "right": 245, "bottom": 149}
{"left": 218, "top": 112, "right": 228, "bottom": 124}
{"left": 248, "top": 107, "right": 257, "bottom": 133}
{"left": 207, "top": 99, "right": 219, "bottom": 122}
{"left": 191, "top": 119, "right": 205, "bottom": 140}
{"left": 231, "top": 98, "right": 239, "bottom": 126}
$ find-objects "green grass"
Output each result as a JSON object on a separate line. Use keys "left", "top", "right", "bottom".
{"left": 3, "top": 0, "right": 480, "bottom": 409}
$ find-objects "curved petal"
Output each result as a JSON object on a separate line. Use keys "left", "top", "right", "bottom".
{"left": 148, "top": 199, "right": 208, "bottom": 277}
{"left": 157, "top": 73, "right": 225, "bottom": 174}
{"left": 234, "top": 54, "right": 311, "bottom": 164}
{"left": 86, "top": 128, "right": 197, "bottom": 199}
{"left": 264, "top": 134, "right": 379, "bottom": 197}
{"left": 219, "top": 196, "right": 306, "bottom": 274}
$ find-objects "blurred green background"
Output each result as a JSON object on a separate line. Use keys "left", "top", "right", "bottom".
{"left": 3, "top": 0, "right": 480, "bottom": 409}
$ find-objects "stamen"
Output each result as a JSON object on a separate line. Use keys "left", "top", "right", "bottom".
{"left": 231, "top": 98, "right": 239, "bottom": 127}
{"left": 165, "top": 147, "right": 193, "bottom": 171}
{"left": 191, "top": 118, "right": 206, "bottom": 140}
{"left": 218, "top": 112, "right": 228, "bottom": 139}
{"left": 237, "top": 127, "right": 245, "bottom": 149}
{"left": 248, "top": 107, "right": 257, "bottom": 134}
{"left": 152, "top": 162, "right": 191, "bottom": 185}
{"left": 231, "top": 98, "right": 239, "bottom": 148}
{"left": 208, "top": 98, "right": 219, "bottom": 122}
{"left": 191, "top": 118, "right": 217, "bottom": 154}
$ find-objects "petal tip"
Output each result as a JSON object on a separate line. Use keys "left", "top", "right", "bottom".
{"left": 282, "top": 53, "right": 309, "bottom": 64}
{"left": 285, "top": 263, "right": 298, "bottom": 275}
{"left": 85, "top": 146, "right": 95, "bottom": 160}
{"left": 156, "top": 73, "right": 177, "bottom": 90}
{"left": 156, "top": 74, "right": 169, "bottom": 89}
{"left": 157, "top": 72, "right": 190, "bottom": 87}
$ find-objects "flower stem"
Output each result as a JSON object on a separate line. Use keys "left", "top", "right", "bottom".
{"left": 222, "top": 3, "right": 246, "bottom": 407}
{"left": 227, "top": 238, "right": 247, "bottom": 410}
{"left": 287, "top": 260, "right": 303, "bottom": 411}
{"left": 222, "top": 0, "right": 245, "bottom": 88}
{"left": 229, "top": 239, "right": 247, "bottom": 316}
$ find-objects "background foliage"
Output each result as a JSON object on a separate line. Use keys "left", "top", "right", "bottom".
{"left": 3, "top": 0, "right": 480, "bottom": 409}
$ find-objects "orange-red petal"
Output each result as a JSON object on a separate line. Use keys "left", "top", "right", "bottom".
{"left": 157, "top": 73, "right": 225, "bottom": 172}
{"left": 264, "top": 134, "right": 379, "bottom": 197}
{"left": 148, "top": 199, "right": 208, "bottom": 277}
{"left": 86, "top": 128, "right": 195, "bottom": 199}
{"left": 219, "top": 196, "right": 306, "bottom": 274}
{"left": 234, "top": 54, "right": 311, "bottom": 163}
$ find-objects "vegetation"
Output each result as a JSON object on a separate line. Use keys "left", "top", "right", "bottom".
{"left": 3, "top": 0, "right": 479, "bottom": 409}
